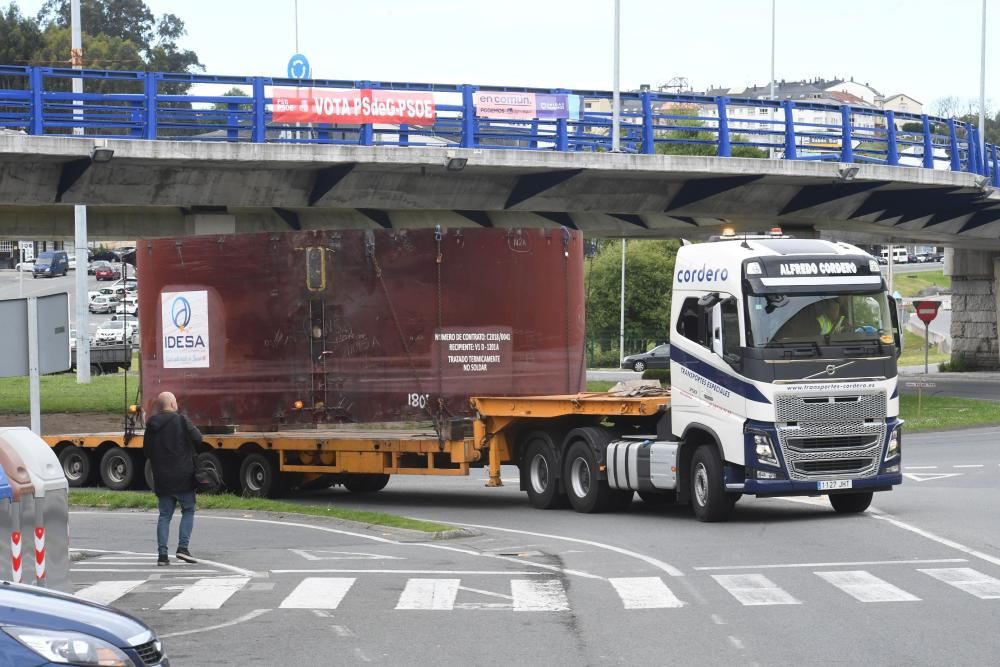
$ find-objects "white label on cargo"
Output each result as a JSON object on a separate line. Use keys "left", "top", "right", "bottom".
{"left": 161, "top": 290, "right": 210, "bottom": 368}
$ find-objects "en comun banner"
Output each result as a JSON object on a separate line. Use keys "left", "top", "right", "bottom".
{"left": 474, "top": 91, "right": 582, "bottom": 120}
{"left": 272, "top": 88, "right": 436, "bottom": 124}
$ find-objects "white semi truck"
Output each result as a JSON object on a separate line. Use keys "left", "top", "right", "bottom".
{"left": 603, "top": 231, "right": 903, "bottom": 520}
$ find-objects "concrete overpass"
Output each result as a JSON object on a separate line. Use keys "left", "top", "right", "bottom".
{"left": 3, "top": 133, "right": 1000, "bottom": 370}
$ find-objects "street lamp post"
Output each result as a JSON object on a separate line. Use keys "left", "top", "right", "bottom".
{"left": 71, "top": 0, "right": 90, "bottom": 384}
{"left": 979, "top": 0, "right": 987, "bottom": 161}
{"left": 619, "top": 239, "right": 626, "bottom": 365}
{"left": 611, "top": 0, "right": 621, "bottom": 152}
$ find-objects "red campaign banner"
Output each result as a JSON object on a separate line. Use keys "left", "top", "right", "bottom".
{"left": 272, "top": 88, "right": 436, "bottom": 124}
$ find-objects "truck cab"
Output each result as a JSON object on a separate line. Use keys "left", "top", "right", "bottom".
{"left": 666, "top": 232, "right": 902, "bottom": 519}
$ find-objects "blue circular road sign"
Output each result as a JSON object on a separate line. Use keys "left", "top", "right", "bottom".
{"left": 287, "top": 53, "right": 311, "bottom": 80}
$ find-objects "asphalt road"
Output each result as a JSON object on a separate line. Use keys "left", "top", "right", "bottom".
{"left": 68, "top": 426, "right": 1000, "bottom": 666}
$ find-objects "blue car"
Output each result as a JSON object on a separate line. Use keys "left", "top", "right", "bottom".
{"left": 0, "top": 581, "right": 168, "bottom": 666}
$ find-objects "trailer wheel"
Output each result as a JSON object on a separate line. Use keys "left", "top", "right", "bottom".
{"left": 829, "top": 491, "right": 873, "bottom": 514}
{"left": 522, "top": 433, "right": 568, "bottom": 509}
{"left": 343, "top": 474, "right": 390, "bottom": 493}
{"left": 690, "top": 444, "right": 733, "bottom": 522}
{"left": 58, "top": 445, "right": 93, "bottom": 487}
{"left": 196, "top": 451, "right": 232, "bottom": 494}
{"left": 90, "top": 364, "right": 103, "bottom": 377}
{"left": 563, "top": 440, "right": 633, "bottom": 513}
{"left": 240, "top": 452, "right": 282, "bottom": 498}
{"left": 144, "top": 459, "right": 155, "bottom": 491}
{"left": 100, "top": 447, "right": 138, "bottom": 491}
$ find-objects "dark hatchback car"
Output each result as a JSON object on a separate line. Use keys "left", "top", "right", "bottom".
{"left": 0, "top": 581, "right": 168, "bottom": 666}
{"left": 621, "top": 343, "right": 671, "bottom": 372}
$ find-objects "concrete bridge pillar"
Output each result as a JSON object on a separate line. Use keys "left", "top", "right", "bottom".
{"left": 945, "top": 248, "right": 1000, "bottom": 369}
{"left": 185, "top": 213, "right": 236, "bottom": 236}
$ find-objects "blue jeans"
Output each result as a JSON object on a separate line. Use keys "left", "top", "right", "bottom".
{"left": 157, "top": 492, "right": 196, "bottom": 556}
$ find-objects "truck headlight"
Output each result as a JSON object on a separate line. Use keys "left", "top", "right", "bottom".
{"left": 753, "top": 433, "right": 779, "bottom": 466}
{"left": 2, "top": 626, "right": 133, "bottom": 667}
{"left": 885, "top": 428, "right": 901, "bottom": 461}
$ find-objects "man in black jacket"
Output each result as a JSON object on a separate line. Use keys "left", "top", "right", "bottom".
{"left": 143, "top": 391, "right": 202, "bottom": 566}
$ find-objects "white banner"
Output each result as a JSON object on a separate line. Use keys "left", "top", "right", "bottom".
{"left": 161, "top": 290, "right": 210, "bottom": 368}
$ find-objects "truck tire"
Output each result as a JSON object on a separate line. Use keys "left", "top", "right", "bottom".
{"left": 90, "top": 364, "right": 103, "bottom": 377}
{"left": 522, "top": 432, "right": 568, "bottom": 509}
{"left": 343, "top": 474, "right": 390, "bottom": 493}
{"left": 690, "top": 444, "right": 733, "bottom": 522}
{"left": 144, "top": 459, "right": 155, "bottom": 491}
{"left": 196, "top": 451, "right": 233, "bottom": 494}
{"left": 563, "top": 439, "right": 633, "bottom": 513}
{"left": 239, "top": 453, "right": 278, "bottom": 498}
{"left": 58, "top": 445, "right": 94, "bottom": 487}
{"left": 100, "top": 447, "right": 138, "bottom": 491}
{"left": 829, "top": 491, "right": 873, "bottom": 514}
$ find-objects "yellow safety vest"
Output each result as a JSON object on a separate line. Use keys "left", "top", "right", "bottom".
{"left": 817, "top": 314, "right": 844, "bottom": 335}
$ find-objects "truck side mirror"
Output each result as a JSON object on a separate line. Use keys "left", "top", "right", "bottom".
{"left": 698, "top": 292, "right": 721, "bottom": 309}
{"left": 888, "top": 296, "right": 902, "bottom": 357}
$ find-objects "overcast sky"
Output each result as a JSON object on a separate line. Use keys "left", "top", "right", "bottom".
{"left": 11, "top": 0, "right": 998, "bottom": 113}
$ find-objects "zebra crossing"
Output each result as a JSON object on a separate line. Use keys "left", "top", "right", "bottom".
{"left": 73, "top": 565, "right": 1000, "bottom": 613}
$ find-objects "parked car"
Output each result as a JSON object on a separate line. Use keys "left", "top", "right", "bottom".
{"left": 621, "top": 343, "right": 671, "bottom": 372}
{"left": 95, "top": 264, "right": 122, "bottom": 281}
{"left": 115, "top": 297, "right": 139, "bottom": 316}
{"left": 14, "top": 261, "right": 34, "bottom": 272}
{"left": 67, "top": 254, "right": 77, "bottom": 270}
{"left": 0, "top": 580, "right": 169, "bottom": 666}
{"left": 32, "top": 250, "right": 69, "bottom": 278}
{"left": 88, "top": 259, "right": 112, "bottom": 275}
{"left": 96, "top": 319, "right": 138, "bottom": 345}
{"left": 89, "top": 295, "right": 120, "bottom": 314}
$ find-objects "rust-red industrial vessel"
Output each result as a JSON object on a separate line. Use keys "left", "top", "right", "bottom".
{"left": 137, "top": 228, "right": 585, "bottom": 429}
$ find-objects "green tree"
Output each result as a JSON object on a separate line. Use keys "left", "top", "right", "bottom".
{"left": 0, "top": 4, "right": 44, "bottom": 88}
{"left": 585, "top": 239, "right": 679, "bottom": 365}
{"left": 654, "top": 105, "right": 767, "bottom": 158}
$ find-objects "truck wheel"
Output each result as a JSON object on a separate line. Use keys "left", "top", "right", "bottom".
{"left": 90, "top": 364, "right": 103, "bottom": 377}
{"left": 690, "top": 444, "right": 733, "bottom": 522}
{"left": 58, "top": 445, "right": 93, "bottom": 487}
{"left": 239, "top": 453, "right": 278, "bottom": 498}
{"left": 522, "top": 433, "right": 568, "bottom": 509}
{"left": 829, "top": 491, "right": 873, "bottom": 514}
{"left": 563, "top": 440, "right": 633, "bottom": 513}
{"left": 343, "top": 474, "right": 390, "bottom": 493}
{"left": 197, "top": 451, "right": 233, "bottom": 494}
{"left": 144, "top": 459, "right": 155, "bottom": 491}
{"left": 100, "top": 447, "right": 138, "bottom": 491}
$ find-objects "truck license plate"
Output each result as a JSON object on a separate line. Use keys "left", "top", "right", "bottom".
{"left": 818, "top": 480, "right": 853, "bottom": 490}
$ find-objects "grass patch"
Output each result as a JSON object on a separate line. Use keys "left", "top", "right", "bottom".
{"left": 893, "top": 270, "right": 950, "bottom": 297}
{"left": 0, "top": 369, "right": 138, "bottom": 414}
{"left": 69, "top": 489, "right": 454, "bottom": 533}
{"left": 586, "top": 380, "right": 617, "bottom": 392}
{"left": 900, "top": 394, "right": 1000, "bottom": 431}
{"left": 898, "top": 329, "right": 949, "bottom": 367}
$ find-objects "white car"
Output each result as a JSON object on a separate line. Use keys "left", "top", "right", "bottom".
{"left": 14, "top": 261, "right": 34, "bottom": 272}
{"left": 89, "top": 295, "right": 120, "bottom": 314}
{"left": 115, "top": 298, "right": 139, "bottom": 316}
{"left": 67, "top": 255, "right": 77, "bottom": 270}
{"left": 95, "top": 320, "right": 137, "bottom": 345}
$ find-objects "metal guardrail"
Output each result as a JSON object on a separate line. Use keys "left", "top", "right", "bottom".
{"left": 0, "top": 65, "right": 996, "bottom": 184}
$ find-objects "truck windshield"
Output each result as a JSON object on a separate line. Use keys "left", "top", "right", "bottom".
{"left": 746, "top": 292, "right": 894, "bottom": 347}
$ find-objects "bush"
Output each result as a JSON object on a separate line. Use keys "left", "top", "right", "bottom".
{"left": 641, "top": 369, "right": 671, "bottom": 383}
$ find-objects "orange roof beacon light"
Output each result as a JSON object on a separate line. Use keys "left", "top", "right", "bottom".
{"left": 721, "top": 227, "right": 736, "bottom": 237}
{"left": 769, "top": 227, "right": 783, "bottom": 236}
{"left": 292, "top": 400, "right": 304, "bottom": 410}
{"left": 128, "top": 404, "right": 138, "bottom": 414}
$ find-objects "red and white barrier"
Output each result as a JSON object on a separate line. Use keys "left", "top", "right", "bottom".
{"left": 34, "top": 526, "right": 45, "bottom": 582}
{"left": 11, "top": 530, "right": 22, "bottom": 583}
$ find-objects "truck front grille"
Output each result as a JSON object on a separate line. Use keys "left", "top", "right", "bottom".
{"left": 774, "top": 390, "right": 887, "bottom": 481}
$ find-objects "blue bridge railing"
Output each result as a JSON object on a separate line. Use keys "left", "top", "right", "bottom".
{"left": 0, "top": 65, "right": 997, "bottom": 185}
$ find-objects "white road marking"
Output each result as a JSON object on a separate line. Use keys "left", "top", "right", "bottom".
{"left": 904, "top": 465, "right": 938, "bottom": 470}
{"left": 67, "top": 541, "right": 256, "bottom": 577}
{"left": 331, "top": 625, "right": 356, "bottom": 638}
{"left": 919, "top": 568, "right": 1000, "bottom": 599}
{"left": 902, "top": 472, "right": 962, "bottom": 482}
{"left": 511, "top": 580, "right": 570, "bottom": 611}
{"left": 693, "top": 558, "right": 967, "bottom": 571}
{"left": 710, "top": 614, "right": 727, "bottom": 625}
{"left": 816, "top": 570, "right": 920, "bottom": 602}
{"left": 160, "top": 609, "right": 270, "bottom": 639}
{"left": 160, "top": 576, "right": 250, "bottom": 610}
{"left": 609, "top": 577, "right": 685, "bottom": 609}
{"left": 271, "top": 569, "right": 547, "bottom": 575}
{"left": 280, "top": 577, "right": 356, "bottom": 609}
{"left": 433, "top": 520, "right": 684, "bottom": 577}
{"left": 72, "top": 568, "right": 218, "bottom": 574}
{"left": 872, "top": 511, "right": 1000, "bottom": 568}
{"left": 728, "top": 636, "right": 745, "bottom": 650}
{"left": 289, "top": 549, "right": 403, "bottom": 561}
{"left": 75, "top": 580, "right": 144, "bottom": 605}
{"left": 713, "top": 574, "right": 801, "bottom": 606}
{"left": 953, "top": 464, "right": 984, "bottom": 469}
{"left": 396, "top": 578, "right": 460, "bottom": 610}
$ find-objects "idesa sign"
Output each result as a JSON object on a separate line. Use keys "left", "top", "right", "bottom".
{"left": 272, "top": 88, "right": 436, "bottom": 124}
